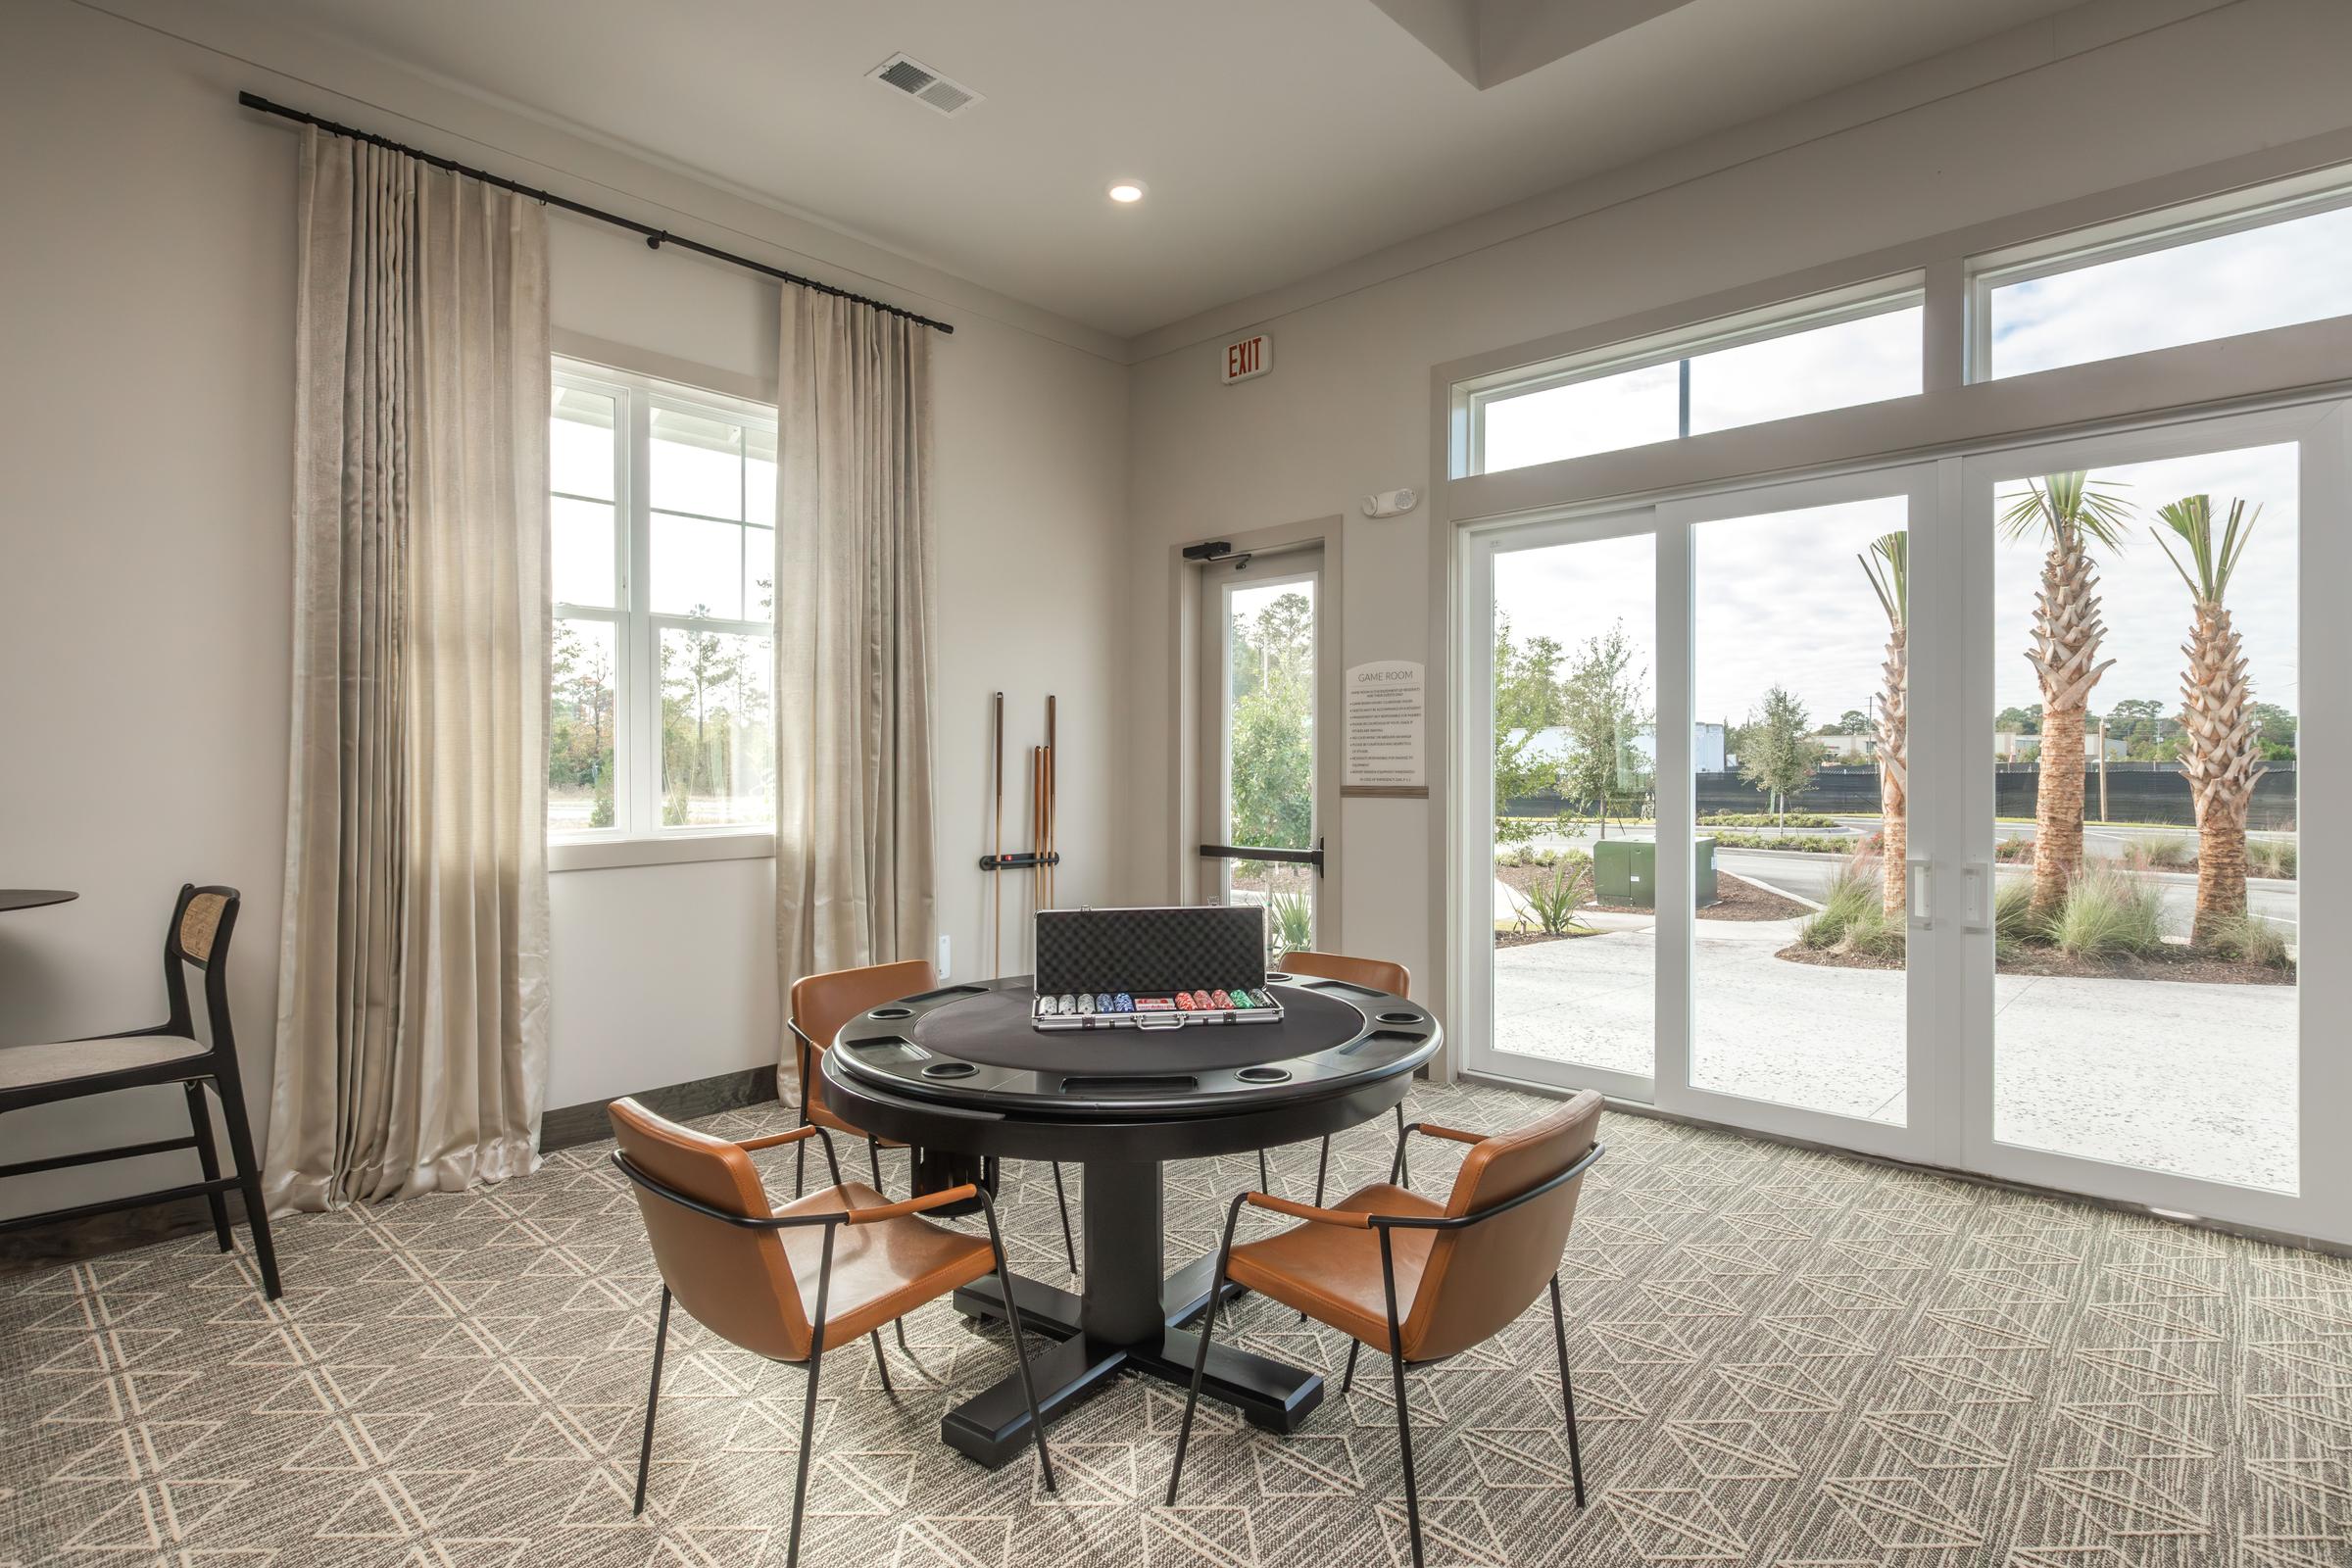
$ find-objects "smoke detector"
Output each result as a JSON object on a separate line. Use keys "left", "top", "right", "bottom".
{"left": 869, "top": 53, "right": 983, "bottom": 118}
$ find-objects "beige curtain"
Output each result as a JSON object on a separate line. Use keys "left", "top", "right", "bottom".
{"left": 773, "top": 290, "right": 938, "bottom": 1085}
{"left": 268, "top": 127, "right": 553, "bottom": 1210}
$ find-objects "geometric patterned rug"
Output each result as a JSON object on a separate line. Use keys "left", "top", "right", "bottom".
{"left": 4, "top": 1077, "right": 2348, "bottom": 1567}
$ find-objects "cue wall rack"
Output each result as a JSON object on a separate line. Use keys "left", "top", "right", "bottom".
{"left": 983, "top": 692, "right": 1063, "bottom": 975}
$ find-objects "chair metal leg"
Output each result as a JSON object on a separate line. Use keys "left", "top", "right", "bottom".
{"left": 632, "top": 1286, "right": 672, "bottom": 1516}
{"left": 1342, "top": 1338, "right": 1361, "bottom": 1394}
{"left": 1166, "top": 1195, "right": 1246, "bottom": 1505}
{"left": 816, "top": 1130, "right": 846, "bottom": 1190}
{"left": 1550, "top": 1275, "right": 1587, "bottom": 1507}
{"left": 1381, "top": 1229, "right": 1424, "bottom": 1568}
{"left": 794, "top": 1137, "right": 808, "bottom": 1199}
{"left": 1394, "top": 1102, "right": 1409, "bottom": 1187}
{"left": 182, "top": 1081, "right": 231, "bottom": 1251}
{"left": 1258, "top": 1148, "right": 1272, "bottom": 1196}
{"left": 1049, "top": 1162, "right": 1077, "bottom": 1274}
{"left": 1312, "top": 1136, "right": 1332, "bottom": 1210}
{"left": 870, "top": 1330, "right": 894, "bottom": 1395}
{"left": 866, "top": 1137, "right": 885, "bottom": 1196}
{"left": 980, "top": 1190, "right": 1055, "bottom": 1491}
{"left": 894, "top": 1317, "right": 913, "bottom": 1359}
{"left": 213, "top": 1074, "right": 280, "bottom": 1299}
{"left": 785, "top": 1228, "right": 836, "bottom": 1568}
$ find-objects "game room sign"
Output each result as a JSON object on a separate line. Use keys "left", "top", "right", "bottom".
{"left": 1220, "top": 331, "right": 1273, "bottom": 384}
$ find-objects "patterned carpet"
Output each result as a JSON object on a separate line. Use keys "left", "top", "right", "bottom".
{"left": 4, "top": 1078, "right": 2349, "bottom": 1567}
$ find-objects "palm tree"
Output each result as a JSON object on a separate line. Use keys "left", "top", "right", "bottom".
{"left": 2152, "top": 494, "right": 2265, "bottom": 943}
{"left": 1998, "top": 471, "right": 2131, "bottom": 920}
{"left": 1860, "top": 531, "right": 1908, "bottom": 918}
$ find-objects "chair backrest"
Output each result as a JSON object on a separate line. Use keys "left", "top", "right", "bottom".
{"left": 1277, "top": 950, "right": 1409, "bottom": 1000}
{"left": 608, "top": 1097, "right": 810, "bottom": 1360}
{"left": 789, "top": 958, "right": 938, "bottom": 1116}
{"left": 163, "top": 884, "right": 240, "bottom": 1053}
{"left": 1403, "top": 1090, "right": 1602, "bottom": 1361}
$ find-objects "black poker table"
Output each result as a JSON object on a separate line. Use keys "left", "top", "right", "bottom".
{"left": 821, "top": 970, "right": 1442, "bottom": 1467}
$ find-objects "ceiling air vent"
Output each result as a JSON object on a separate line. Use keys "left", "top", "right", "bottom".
{"left": 869, "top": 53, "right": 982, "bottom": 118}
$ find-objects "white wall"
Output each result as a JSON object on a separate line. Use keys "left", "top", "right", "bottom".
{"left": 0, "top": 0, "right": 1127, "bottom": 1217}
{"left": 1118, "top": 0, "right": 2352, "bottom": 1031}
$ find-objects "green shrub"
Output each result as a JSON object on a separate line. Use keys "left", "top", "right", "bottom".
{"left": 1268, "top": 889, "right": 1314, "bottom": 958}
{"left": 2204, "top": 911, "right": 2294, "bottom": 968}
{"left": 1990, "top": 875, "right": 2036, "bottom": 960}
{"left": 1524, "top": 860, "right": 1593, "bottom": 936}
{"left": 1699, "top": 811, "right": 1838, "bottom": 828}
{"left": 2046, "top": 863, "right": 2166, "bottom": 958}
{"left": 2126, "top": 835, "right": 2196, "bottom": 870}
{"left": 1795, "top": 852, "right": 1904, "bottom": 959}
{"left": 1712, "top": 831, "right": 1851, "bottom": 854}
{"left": 1994, "top": 835, "right": 2034, "bottom": 863}
{"left": 2247, "top": 839, "right": 2298, "bottom": 879}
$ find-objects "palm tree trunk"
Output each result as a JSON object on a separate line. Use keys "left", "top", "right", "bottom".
{"left": 2180, "top": 600, "right": 2263, "bottom": 943}
{"left": 2025, "top": 529, "right": 2113, "bottom": 922}
{"left": 2031, "top": 710, "right": 2086, "bottom": 919}
{"left": 1878, "top": 625, "right": 1908, "bottom": 918}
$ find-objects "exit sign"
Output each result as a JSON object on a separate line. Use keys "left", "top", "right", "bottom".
{"left": 1221, "top": 332, "right": 1273, "bottom": 385}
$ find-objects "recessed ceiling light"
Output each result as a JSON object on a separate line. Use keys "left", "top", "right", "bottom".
{"left": 1107, "top": 180, "right": 1147, "bottom": 204}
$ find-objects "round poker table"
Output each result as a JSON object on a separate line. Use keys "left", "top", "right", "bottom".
{"left": 822, "top": 971, "right": 1441, "bottom": 1469}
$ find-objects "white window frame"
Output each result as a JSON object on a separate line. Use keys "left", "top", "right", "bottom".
{"left": 1428, "top": 127, "right": 2352, "bottom": 1246}
{"left": 551, "top": 357, "right": 778, "bottom": 868}
{"left": 1453, "top": 273, "right": 1926, "bottom": 477}
{"left": 1966, "top": 166, "right": 2352, "bottom": 383}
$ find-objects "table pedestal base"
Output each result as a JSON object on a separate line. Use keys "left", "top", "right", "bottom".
{"left": 942, "top": 1160, "right": 1324, "bottom": 1468}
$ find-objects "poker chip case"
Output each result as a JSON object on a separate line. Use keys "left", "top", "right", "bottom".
{"left": 1030, "top": 905, "right": 1285, "bottom": 1031}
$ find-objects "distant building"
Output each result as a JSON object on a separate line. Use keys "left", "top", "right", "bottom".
{"left": 1993, "top": 728, "right": 2129, "bottom": 761}
{"left": 1814, "top": 732, "right": 1875, "bottom": 761}
{"left": 1506, "top": 722, "right": 1726, "bottom": 775}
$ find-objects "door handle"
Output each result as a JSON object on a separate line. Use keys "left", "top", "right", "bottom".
{"left": 1962, "top": 862, "right": 1992, "bottom": 933}
{"left": 1906, "top": 858, "right": 1935, "bottom": 930}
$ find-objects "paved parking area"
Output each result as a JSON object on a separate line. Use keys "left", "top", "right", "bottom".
{"left": 1492, "top": 898, "right": 2297, "bottom": 1192}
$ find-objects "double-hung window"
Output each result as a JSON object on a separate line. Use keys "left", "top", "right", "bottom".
{"left": 549, "top": 359, "right": 777, "bottom": 843}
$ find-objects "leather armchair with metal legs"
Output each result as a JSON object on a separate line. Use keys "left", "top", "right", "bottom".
{"left": 608, "top": 1098, "right": 1054, "bottom": 1568}
{"left": 1272, "top": 951, "right": 1413, "bottom": 1205}
{"left": 1166, "top": 1092, "right": 1606, "bottom": 1568}
{"left": 789, "top": 958, "right": 1079, "bottom": 1273}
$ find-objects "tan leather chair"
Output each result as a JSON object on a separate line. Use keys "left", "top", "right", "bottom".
{"left": 1167, "top": 1091, "right": 1605, "bottom": 1568}
{"left": 609, "top": 1098, "right": 1054, "bottom": 1566}
{"left": 790, "top": 958, "right": 1079, "bottom": 1272}
{"left": 1276, "top": 950, "right": 1413, "bottom": 1206}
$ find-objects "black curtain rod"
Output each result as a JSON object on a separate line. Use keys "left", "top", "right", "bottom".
{"left": 237, "top": 91, "right": 954, "bottom": 334}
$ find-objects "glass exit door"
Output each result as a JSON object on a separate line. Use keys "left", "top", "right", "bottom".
{"left": 1199, "top": 551, "right": 1324, "bottom": 962}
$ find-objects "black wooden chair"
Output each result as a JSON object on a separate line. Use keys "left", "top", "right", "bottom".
{"left": 0, "top": 884, "right": 280, "bottom": 1298}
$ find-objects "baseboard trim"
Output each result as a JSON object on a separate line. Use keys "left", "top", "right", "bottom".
{"left": 0, "top": 1191, "right": 257, "bottom": 1274}
{"left": 0, "top": 1065, "right": 782, "bottom": 1275}
{"left": 539, "top": 1064, "right": 780, "bottom": 1152}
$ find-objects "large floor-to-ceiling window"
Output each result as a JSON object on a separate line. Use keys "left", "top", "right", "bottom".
{"left": 1444, "top": 162, "right": 2350, "bottom": 1243}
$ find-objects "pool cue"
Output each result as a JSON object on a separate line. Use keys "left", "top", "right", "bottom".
{"left": 1045, "top": 696, "right": 1057, "bottom": 908}
{"left": 992, "top": 691, "right": 1004, "bottom": 977}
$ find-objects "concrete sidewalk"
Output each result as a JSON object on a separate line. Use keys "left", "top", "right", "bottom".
{"left": 1492, "top": 910, "right": 2296, "bottom": 1192}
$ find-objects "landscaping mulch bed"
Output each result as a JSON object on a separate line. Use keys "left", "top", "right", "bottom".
{"left": 1777, "top": 940, "right": 2294, "bottom": 986}
{"left": 1495, "top": 862, "right": 1811, "bottom": 923}
{"left": 1494, "top": 929, "right": 1593, "bottom": 949}
{"left": 1700, "top": 872, "right": 1812, "bottom": 922}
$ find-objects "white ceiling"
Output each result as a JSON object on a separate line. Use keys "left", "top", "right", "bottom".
{"left": 276, "top": 0, "right": 2083, "bottom": 338}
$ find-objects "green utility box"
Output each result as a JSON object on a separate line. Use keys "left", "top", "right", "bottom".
{"left": 1592, "top": 836, "right": 1718, "bottom": 908}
